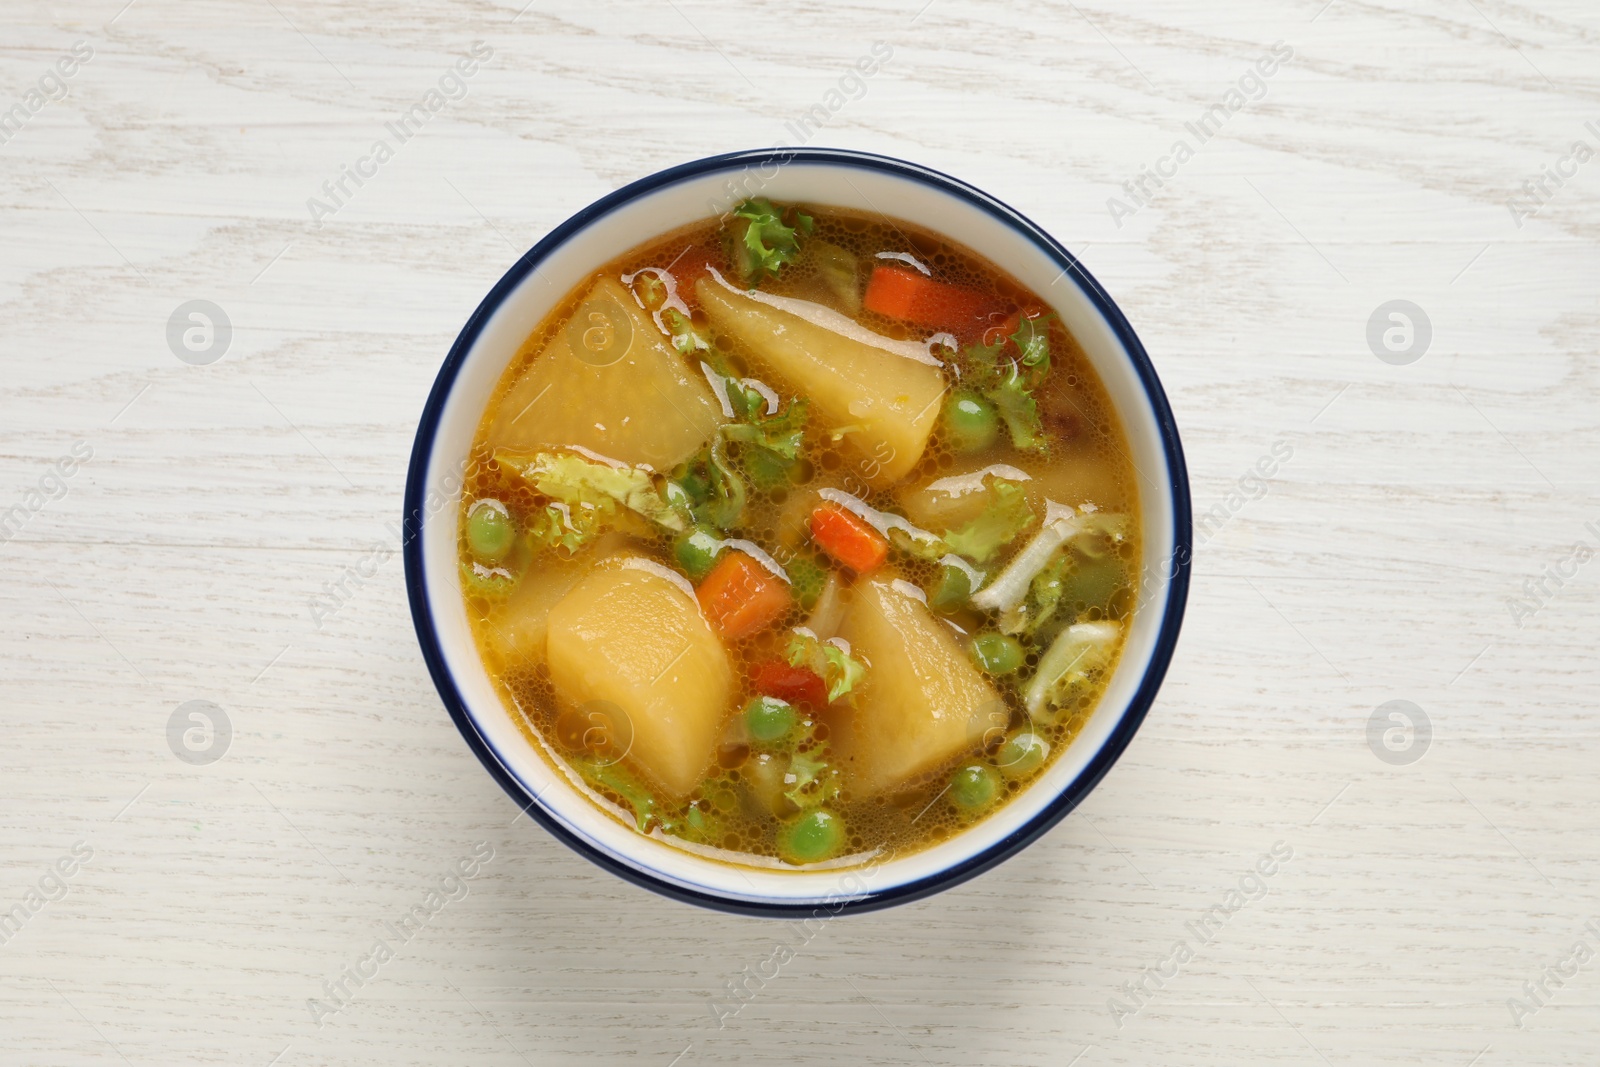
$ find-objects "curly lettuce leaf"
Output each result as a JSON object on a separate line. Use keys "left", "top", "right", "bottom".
{"left": 970, "top": 510, "right": 1081, "bottom": 614}
{"left": 1011, "top": 312, "right": 1055, "bottom": 375}
{"left": 499, "top": 450, "right": 688, "bottom": 533}
{"left": 963, "top": 341, "right": 1046, "bottom": 452}
{"left": 729, "top": 198, "right": 811, "bottom": 286}
{"left": 1000, "top": 512, "right": 1132, "bottom": 636}
{"left": 630, "top": 270, "right": 668, "bottom": 311}
{"left": 943, "top": 479, "right": 1036, "bottom": 563}
{"left": 722, "top": 396, "right": 808, "bottom": 461}
{"left": 572, "top": 756, "right": 669, "bottom": 835}
{"left": 661, "top": 306, "right": 711, "bottom": 355}
{"left": 885, "top": 478, "right": 1033, "bottom": 568}
{"left": 989, "top": 371, "right": 1045, "bottom": 451}
{"left": 671, "top": 436, "right": 747, "bottom": 531}
{"left": 721, "top": 376, "right": 764, "bottom": 421}
{"left": 782, "top": 748, "right": 839, "bottom": 811}
{"left": 702, "top": 436, "right": 747, "bottom": 529}
{"left": 525, "top": 500, "right": 613, "bottom": 554}
{"left": 1031, "top": 550, "right": 1072, "bottom": 621}
{"left": 785, "top": 554, "right": 827, "bottom": 610}
{"left": 712, "top": 374, "right": 808, "bottom": 490}
{"left": 998, "top": 549, "right": 1069, "bottom": 639}
{"left": 785, "top": 628, "right": 867, "bottom": 704}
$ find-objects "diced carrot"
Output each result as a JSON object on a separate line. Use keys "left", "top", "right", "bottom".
{"left": 982, "top": 304, "right": 1046, "bottom": 347}
{"left": 862, "top": 264, "right": 1002, "bottom": 341}
{"left": 752, "top": 660, "right": 829, "bottom": 708}
{"left": 862, "top": 264, "right": 933, "bottom": 319}
{"left": 669, "top": 244, "right": 722, "bottom": 307}
{"left": 809, "top": 503, "right": 889, "bottom": 574}
{"left": 696, "top": 551, "right": 792, "bottom": 641}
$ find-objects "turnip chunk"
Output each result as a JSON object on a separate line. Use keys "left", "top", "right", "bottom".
{"left": 545, "top": 557, "right": 733, "bottom": 800}
{"left": 969, "top": 504, "right": 1081, "bottom": 614}
{"left": 488, "top": 276, "right": 725, "bottom": 472}
{"left": 834, "top": 579, "right": 1003, "bottom": 796}
{"left": 694, "top": 273, "right": 945, "bottom": 485}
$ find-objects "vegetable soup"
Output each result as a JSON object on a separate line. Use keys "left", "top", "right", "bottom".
{"left": 458, "top": 199, "right": 1140, "bottom": 868}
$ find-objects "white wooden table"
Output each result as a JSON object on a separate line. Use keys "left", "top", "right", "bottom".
{"left": 3, "top": 1, "right": 1597, "bottom": 1063}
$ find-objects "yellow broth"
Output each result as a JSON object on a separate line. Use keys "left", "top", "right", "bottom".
{"left": 458, "top": 204, "right": 1141, "bottom": 868}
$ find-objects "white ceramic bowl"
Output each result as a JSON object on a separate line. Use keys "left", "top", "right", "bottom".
{"left": 405, "top": 148, "right": 1192, "bottom": 916}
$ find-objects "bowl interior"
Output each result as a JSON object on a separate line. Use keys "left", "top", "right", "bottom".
{"left": 416, "top": 156, "right": 1182, "bottom": 909}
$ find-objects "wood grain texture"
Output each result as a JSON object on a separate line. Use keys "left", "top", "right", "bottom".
{"left": 2, "top": 0, "right": 1598, "bottom": 1063}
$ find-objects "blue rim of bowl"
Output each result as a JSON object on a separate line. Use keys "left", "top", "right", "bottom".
{"left": 404, "top": 147, "right": 1192, "bottom": 918}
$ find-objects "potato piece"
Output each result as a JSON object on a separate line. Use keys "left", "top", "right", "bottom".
{"left": 833, "top": 578, "right": 1002, "bottom": 795}
{"left": 695, "top": 276, "right": 945, "bottom": 485}
{"left": 545, "top": 557, "right": 733, "bottom": 800}
{"left": 488, "top": 276, "right": 724, "bottom": 471}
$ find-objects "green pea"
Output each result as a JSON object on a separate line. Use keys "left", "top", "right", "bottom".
{"left": 970, "top": 631, "right": 1024, "bottom": 676}
{"left": 465, "top": 500, "right": 515, "bottom": 564}
{"left": 778, "top": 809, "right": 844, "bottom": 864}
{"left": 943, "top": 391, "right": 999, "bottom": 454}
{"left": 950, "top": 763, "right": 1000, "bottom": 813}
{"left": 745, "top": 696, "right": 797, "bottom": 745}
{"left": 929, "top": 564, "right": 972, "bottom": 613}
{"left": 673, "top": 524, "right": 725, "bottom": 581}
{"left": 996, "top": 730, "right": 1050, "bottom": 779}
